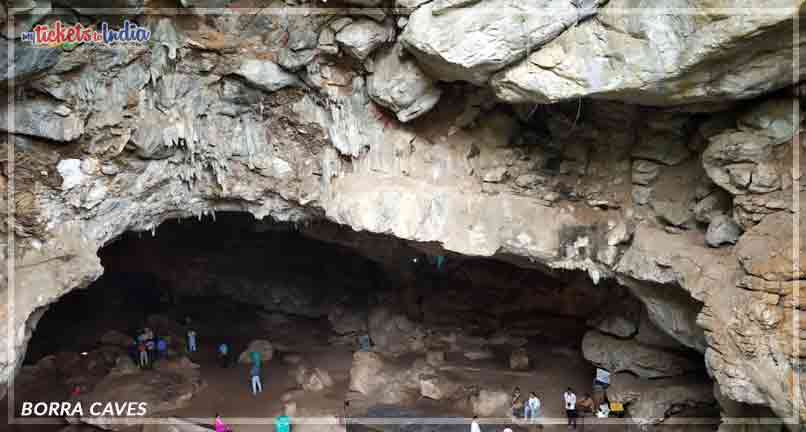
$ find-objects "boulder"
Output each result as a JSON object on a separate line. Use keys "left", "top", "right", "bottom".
{"left": 491, "top": 3, "right": 802, "bottom": 106}
{"left": 426, "top": 351, "right": 446, "bottom": 366}
{"left": 327, "top": 305, "right": 367, "bottom": 335}
{"left": 419, "top": 374, "right": 461, "bottom": 400}
{"left": 592, "top": 315, "right": 638, "bottom": 339}
{"left": 582, "top": 331, "right": 702, "bottom": 379}
{"left": 367, "top": 44, "right": 442, "bottom": 122}
{"left": 348, "top": 351, "right": 425, "bottom": 405}
{"left": 693, "top": 191, "right": 731, "bottom": 224}
{"left": 608, "top": 373, "right": 717, "bottom": 427}
{"left": 238, "top": 340, "right": 274, "bottom": 364}
{"left": 100, "top": 330, "right": 135, "bottom": 348}
{"left": 294, "top": 365, "right": 334, "bottom": 392}
{"left": 109, "top": 355, "right": 139, "bottom": 376}
{"left": 234, "top": 59, "right": 300, "bottom": 92}
{"left": 508, "top": 348, "right": 529, "bottom": 371}
{"left": 335, "top": 20, "right": 392, "bottom": 61}
{"left": 368, "top": 307, "right": 425, "bottom": 356}
{"left": 401, "top": 0, "right": 584, "bottom": 84}
{"left": 705, "top": 214, "right": 743, "bottom": 247}
{"left": 74, "top": 369, "right": 206, "bottom": 431}
{"left": 470, "top": 389, "right": 510, "bottom": 416}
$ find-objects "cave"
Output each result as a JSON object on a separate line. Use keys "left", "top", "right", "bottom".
{"left": 8, "top": 213, "right": 719, "bottom": 431}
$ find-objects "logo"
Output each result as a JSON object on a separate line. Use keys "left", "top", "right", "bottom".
{"left": 20, "top": 20, "right": 151, "bottom": 48}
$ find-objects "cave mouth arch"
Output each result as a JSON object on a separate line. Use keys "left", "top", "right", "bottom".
{"left": 13, "top": 212, "right": 715, "bottom": 429}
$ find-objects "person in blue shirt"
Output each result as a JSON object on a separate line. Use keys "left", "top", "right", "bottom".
{"left": 218, "top": 343, "right": 230, "bottom": 368}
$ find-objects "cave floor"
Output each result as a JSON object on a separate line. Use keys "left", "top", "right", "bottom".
{"left": 9, "top": 299, "right": 625, "bottom": 432}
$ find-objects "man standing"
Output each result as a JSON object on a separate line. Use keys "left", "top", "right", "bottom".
{"left": 564, "top": 387, "right": 578, "bottom": 429}
{"left": 187, "top": 328, "right": 197, "bottom": 353}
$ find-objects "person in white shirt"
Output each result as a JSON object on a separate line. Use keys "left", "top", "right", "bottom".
{"left": 563, "top": 387, "right": 578, "bottom": 429}
{"left": 470, "top": 416, "right": 481, "bottom": 432}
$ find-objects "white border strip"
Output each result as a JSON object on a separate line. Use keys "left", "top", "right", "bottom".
{"left": 4, "top": 4, "right": 802, "bottom": 427}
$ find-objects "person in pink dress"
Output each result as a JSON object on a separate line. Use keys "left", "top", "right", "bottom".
{"left": 215, "top": 413, "right": 232, "bottom": 432}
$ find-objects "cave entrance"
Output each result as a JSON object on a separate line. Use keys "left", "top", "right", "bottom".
{"left": 14, "top": 213, "right": 715, "bottom": 430}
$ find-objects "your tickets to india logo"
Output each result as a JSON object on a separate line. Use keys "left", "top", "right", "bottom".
{"left": 21, "top": 20, "right": 151, "bottom": 48}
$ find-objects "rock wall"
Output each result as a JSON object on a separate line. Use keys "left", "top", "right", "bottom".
{"left": 0, "top": 0, "right": 803, "bottom": 427}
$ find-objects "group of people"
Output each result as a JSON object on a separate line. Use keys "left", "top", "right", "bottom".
{"left": 130, "top": 327, "right": 168, "bottom": 368}
{"left": 506, "top": 369, "right": 626, "bottom": 429}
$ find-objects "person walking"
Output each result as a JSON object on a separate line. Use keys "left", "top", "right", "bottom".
{"left": 564, "top": 387, "right": 578, "bottom": 429}
{"left": 250, "top": 362, "right": 263, "bottom": 395}
{"left": 187, "top": 328, "right": 197, "bottom": 353}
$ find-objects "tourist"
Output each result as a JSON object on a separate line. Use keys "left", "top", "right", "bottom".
{"left": 276, "top": 404, "right": 292, "bottom": 432}
{"left": 250, "top": 362, "right": 263, "bottom": 395}
{"left": 138, "top": 341, "right": 148, "bottom": 368}
{"left": 218, "top": 342, "right": 229, "bottom": 368}
{"left": 563, "top": 387, "right": 577, "bottom": 429}
{"left": 215, "top": 413, "right": 232, "bottom": 432}
{"left": 145, "top": 336, "right": 156, "bottom": 365}
{"left": 578, "top": 393, "right": 595, "bottom": 416}
{"left": 250, "top": 350, "right": 262, "bottom": 371}
{"left": 470, "top": 415, "right": 481, "bottom": 432}
{"left": 609, "top": 399, "right": 624, "bottom": 418}
{"left": 156, "top": 337, "right": 168, "bottom": 360}
{"left": 358, "top": 334, "right": 371, "bottom": 351}
{"left": 524, "top": 392, "right": 542, "bottom": 428}
{"left": 510, "top": 387, "right": 523, "bottom": 418}
{"left": 187, "top": 328, "right": 197, "bottom": 353}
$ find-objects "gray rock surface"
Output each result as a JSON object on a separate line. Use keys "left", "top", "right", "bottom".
{"left": 705, "top": 214, "right": 743, "bottom": 247}
{"left": 401, "top": 0, "right": 585, "bottom": 84}
{"left": 492, "top": 0, "right": 806, "bottom": 106}
{"left": 234, "top": 59, "right": 300, "bottom": 92}
{"left": 368, "top": 45, "right": 442, "bottom": 122}
{"left": 336, "top": 20, "right": 393, "bottom": 61}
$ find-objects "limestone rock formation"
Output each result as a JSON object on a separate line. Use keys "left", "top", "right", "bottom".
{"left": 368, "top": 307, "right": 426, "bottom": 356}
{"left": 491, "top": 0, "right": 805, "bottom": 106}
{"left": 608, "top": 373, "right": 718, "bottom": 428}
{"left": 294, "top": 365, "right": 334, "bottom": 392}
{"left": 368, "top": 44, "right": 442, "bottom": 122}
{"left": 582, "top": 331, "right": 702, "bottom": 379}
{"left": 401, "top": 0, "right": 594, "bottom": 84}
